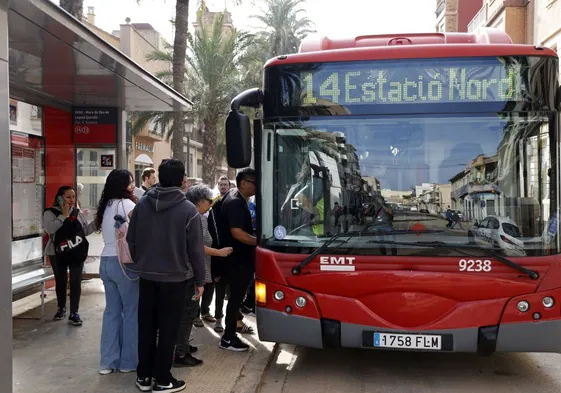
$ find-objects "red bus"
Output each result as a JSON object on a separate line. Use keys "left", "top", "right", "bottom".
{"left": 225, "top": 29, "right": 561, "bottom": 354}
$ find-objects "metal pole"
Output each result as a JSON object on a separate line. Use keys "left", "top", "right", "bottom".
{"left": 0, "top": 0, "right": 13, "bottom": 385}
{"left": 186, "top": 133, "right": 191, "bottom": 177}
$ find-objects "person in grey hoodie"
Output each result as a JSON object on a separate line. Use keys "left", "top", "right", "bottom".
{"left": 126, "top": 159, "right": 205, "bottom": 393}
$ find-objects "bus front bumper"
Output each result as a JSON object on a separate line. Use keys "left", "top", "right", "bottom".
{"left": 256, "top": 307, "right": 561, "bottom": 353}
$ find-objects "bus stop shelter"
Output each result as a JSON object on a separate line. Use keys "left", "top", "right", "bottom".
{"left": 0, "top": 0, "right": 192, "bottom": 387}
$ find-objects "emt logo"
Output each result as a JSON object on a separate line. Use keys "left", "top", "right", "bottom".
{"left": 319, "top": 256, "right": 356, "bottom": 272}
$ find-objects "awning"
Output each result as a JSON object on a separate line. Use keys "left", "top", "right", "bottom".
{"left": 7, "top": 0, "right": 192, "bottom": 112}
{"left": 135, "top": 154, "right": 153, "bottom": 165}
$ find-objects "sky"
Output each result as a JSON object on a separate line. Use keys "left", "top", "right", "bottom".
{"left": 58, "top": 0, "right": 436, "bottom": 44}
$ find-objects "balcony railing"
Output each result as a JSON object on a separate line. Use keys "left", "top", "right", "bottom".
{"left": 468, "top": 4, "right": 488, "bottom": 32}
{"left": 435, "top": 0, "right": 445, "bottom": 17}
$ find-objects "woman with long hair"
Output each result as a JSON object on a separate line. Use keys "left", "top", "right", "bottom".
{"left": 174, "top": 184, "right": 232, "bottom": 367}
{"left": 96, "top": 169, "right": 139, "bottom": 375}
{"left": 43, "top": 185, "right": 95, "bottom": 325}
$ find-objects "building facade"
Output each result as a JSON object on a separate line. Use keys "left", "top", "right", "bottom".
{"left": 82, "top": 10, "right": 191, "bottom": 184}
{"left": 435, "top": 0, "right": 484, "bottom": 32}
{"left": 418, "top": 184, "right": 453, "bottom": 215}
{"left": 533, "top": 0, "right": 561, "bottom": 79}
{"left": 467, "top": 0, "right": 532, "bottom": 44}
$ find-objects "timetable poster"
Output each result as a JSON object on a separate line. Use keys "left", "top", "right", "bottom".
{"left": 11, "top": 133, "right": 44, "bottom": 238}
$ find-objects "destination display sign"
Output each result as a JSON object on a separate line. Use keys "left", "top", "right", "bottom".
{"left": 295, "top": 57, "right": 521, "bottom": 106}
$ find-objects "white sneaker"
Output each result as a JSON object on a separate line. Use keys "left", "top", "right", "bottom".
{"left": 119, "top": 368, "right": 136, "bottom": 373}
{"left": 99, "top": 368, "right": 114, "bottom": 375}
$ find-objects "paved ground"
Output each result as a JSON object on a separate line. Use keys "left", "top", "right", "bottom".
{"left": 259, "top": 344, "right": 561, "bottom": 393}
{"left": 12, "top": 280, "right": 275, "bottom": 393}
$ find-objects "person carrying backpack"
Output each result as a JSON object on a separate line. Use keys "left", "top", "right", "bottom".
{"left": 95, "top": 169, "right": 139, "bottom": 375}
{"left": 43, "top": 185, "right": 95, "bottom": 325}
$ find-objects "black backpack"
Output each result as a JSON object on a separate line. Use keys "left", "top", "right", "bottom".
{"left": 207, "top": 191, "right": 232, "bottom": 279}
{"left": 46, "top": 208, "right": 89, "bottom": 265}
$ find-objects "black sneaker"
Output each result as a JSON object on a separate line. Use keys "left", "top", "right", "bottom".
{"left": 68, "top": 312, "right": 82, "bottom": 326}
{"left": 53, "top": 308, "right": 66, "bottom": 321}
{"left": 135, "top": 377, "right": 152, "bottom": 392}
{"left": 153, "top": 377, "right": 186, "bottom": 392}
{"left": 173, "top": 353, "right": 203, "bottom": 367}
{"left": 219, "top": 336, "right": 249, "bottom": 352}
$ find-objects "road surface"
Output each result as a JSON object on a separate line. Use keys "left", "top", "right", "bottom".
{"left": 259, "top": 345, "right": 561, "bottom": 393}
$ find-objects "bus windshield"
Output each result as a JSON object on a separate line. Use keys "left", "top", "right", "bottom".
{"left": 263, "top": 113, "right": 561, "bottom": 257}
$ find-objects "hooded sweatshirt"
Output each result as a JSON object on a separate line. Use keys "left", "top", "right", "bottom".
{"left": 126, "top": 186, "right": 206, "bottom": 286}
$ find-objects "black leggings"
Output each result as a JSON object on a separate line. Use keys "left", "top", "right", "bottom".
{"left": 50, "top": 255, "right": 84, "bottom": 313}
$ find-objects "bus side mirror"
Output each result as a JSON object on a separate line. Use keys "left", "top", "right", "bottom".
{"left": 225, "top": 110, "right": 251, "bottom": 168}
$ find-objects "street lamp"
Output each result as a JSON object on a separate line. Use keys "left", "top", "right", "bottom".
{"left": 184, "top": 118, "right": 194, "bottom": 177}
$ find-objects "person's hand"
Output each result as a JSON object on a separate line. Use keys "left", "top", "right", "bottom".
{"left": 217, "top": 247, "right": 233, "bottom": 257}
{"left": 193, "top": 286, "right": 204, "bottom": 300}
{"left": 61, "top": 203, "right": 71, "bottom": 217}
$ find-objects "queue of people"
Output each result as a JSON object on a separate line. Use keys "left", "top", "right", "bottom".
{"left": 42, "top": 160, "right": 257, "bottom": 393}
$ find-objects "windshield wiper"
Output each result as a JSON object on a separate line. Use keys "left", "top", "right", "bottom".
{"left": 291, "top": 228, "right": 441, "bottom": 275}
{"left": 366, "top": 239, "right": 539, "bottom": 280}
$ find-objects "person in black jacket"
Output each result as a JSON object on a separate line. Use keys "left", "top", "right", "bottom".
{"left": 127, "top": 159, "right": 205, "bottom": 393}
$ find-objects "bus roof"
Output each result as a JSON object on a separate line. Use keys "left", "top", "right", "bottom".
{"left": 264, "top": 28, "right": 558, "bottom": 67}
{"left": 299, "top": 29, "right": 513, "bottom": 52}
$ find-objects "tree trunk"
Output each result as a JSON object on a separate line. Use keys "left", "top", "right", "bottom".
{"left": 170, "top": 0, "right": 190, "bottom": 164}
{"left": 202, "top": 118, "right": 218, "bottom": 185}
{"left": 59, "top": 0, "right": 84, "bottom": 20}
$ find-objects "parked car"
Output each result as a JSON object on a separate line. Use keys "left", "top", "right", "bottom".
{"left": 468, "top": 215, "right": 526, "bottom": 256}
{"left": 452, "top": 209, "right": 464, "bottom": 221}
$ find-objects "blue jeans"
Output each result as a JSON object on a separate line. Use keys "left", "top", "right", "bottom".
{"left": 99, "top": 256, "right": 139, "bottom": 371}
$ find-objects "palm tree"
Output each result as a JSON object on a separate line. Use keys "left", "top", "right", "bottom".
{"left": 168, "top": 0, "right": 190, "bottom": 161}
{"left": 141, "top": 10, "right": 250, "bottom": 184}
{"left": 239, "top": 36, "right": 269, "bottom": 90}
{"left": 59, "top": 0, "right": 84, "bottom": 19}
{"left": 252, "top": 0, "right": 315, "bottom": 58}
{"left": 188, "top": 11, "right": 251, "bottom": 184}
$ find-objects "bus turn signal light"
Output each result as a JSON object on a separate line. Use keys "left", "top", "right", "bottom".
{"left": 255, "top": 281, "right": 267, "bottom": 306}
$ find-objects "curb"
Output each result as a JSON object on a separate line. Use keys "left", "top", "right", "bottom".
{"left": 230, "top": 340, "right": 280, "bottom": 393}
{"left": 254, "top": 343, "right": 280, "bottom": 393}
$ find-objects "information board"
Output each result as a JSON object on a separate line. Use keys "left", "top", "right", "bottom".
{"left": 11, "top": 133, "right": 44, "bottom": 238}
{"left": 72, "top": 107, "right": 117, "bottom": 144}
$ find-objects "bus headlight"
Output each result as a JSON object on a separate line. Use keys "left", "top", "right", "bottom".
{"left": 542, "top": 297, "right": 555, "bottom": 308}
{"left": 517, "top": 301, "right": 529, "bottom": 312}
{"left": 255, "top": 281, "right": 267, "bottom": 306}
{"left": 273, "top": 290, "right": 285, "bottom": 301}
{"left": 295, "top": 296, "right": 307, "bottom": 308}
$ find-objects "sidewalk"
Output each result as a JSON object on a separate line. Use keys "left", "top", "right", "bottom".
{"left": 12, "top": 280, "right": 275, "bottom": 393}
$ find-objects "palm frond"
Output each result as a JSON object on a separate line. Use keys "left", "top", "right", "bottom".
{"left": 145, "top": 49, "right": 173, "bottom": 63}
